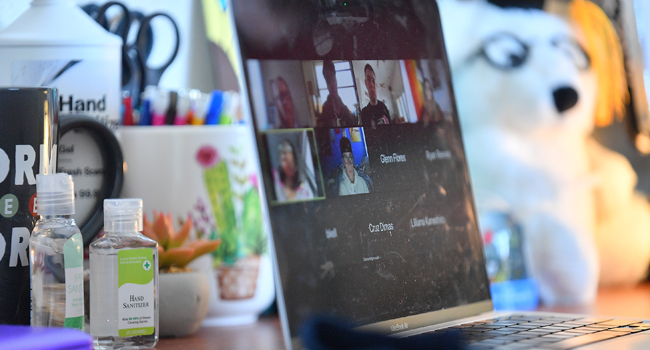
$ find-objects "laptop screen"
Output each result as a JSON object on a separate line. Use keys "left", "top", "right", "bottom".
{"left": 233, "top": 0, "right": 491, "bottom": 338}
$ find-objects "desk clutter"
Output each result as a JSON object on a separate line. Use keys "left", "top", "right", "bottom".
{"left": 0, "top": 1, "right": 256, "bottom": 347}
{"left": 79, "top": 2, "right": 244, "bottom": 128}
{"left": 121, "top": 87, "right": 243, "bottom": 126}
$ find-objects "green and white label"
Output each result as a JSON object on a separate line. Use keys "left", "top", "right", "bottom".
{"left": 118, "top": 248, "right": 155, "bottom": 337}
{"left": 63, "top": 233, "right": 84, "bottom": 330}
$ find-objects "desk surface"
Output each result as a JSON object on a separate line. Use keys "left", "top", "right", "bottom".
{"left": 156, "top": 283, "right": 650, "bottom": 350}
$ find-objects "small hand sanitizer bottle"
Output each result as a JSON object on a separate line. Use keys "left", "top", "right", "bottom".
{"left": 90, "top": 199, "right": 158, "bottom": 349}
{"left": 30, "top": 173, "right": 84, "bottom": 330}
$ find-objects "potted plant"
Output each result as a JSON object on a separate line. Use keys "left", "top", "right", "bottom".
{"left": 142, "top": 212, "right": 221, "bottom": 337}
{"left": 213, "top": 186, "right": 267, "bottom": 300}
{"left": 198, "top": 145, "right": 267, "bottom": 300}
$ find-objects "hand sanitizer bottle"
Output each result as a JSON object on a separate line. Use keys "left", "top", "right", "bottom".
{"left": 30, "top": 173, "right": 84, "bottom": 330}
{"left": 90, "top": 199, "right": 158, "bottom": 349}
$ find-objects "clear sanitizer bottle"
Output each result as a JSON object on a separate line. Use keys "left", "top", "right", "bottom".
{"left": 30, "top": 173, "right": 84, "bottom": 330}
{"left": 90, "top": 199, "right": 158, "bottom": 349}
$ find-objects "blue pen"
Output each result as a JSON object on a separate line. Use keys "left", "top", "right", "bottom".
{"left": 204, "top": 90, "right": 224, "bottom": 125}
{"left": 139, "top": 85, "right": 156, "bottom": 125}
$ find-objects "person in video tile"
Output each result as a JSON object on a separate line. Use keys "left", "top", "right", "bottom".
{"left": 331, "top": 137, "right": 373, "bottom": 196}
{"left": 272, "top": 76, "right": 299, "bottom": 128}
{"left": 360, "top": 64, "right": 391, "bottom": 127}
{"left": 319, "top": 60, "right": 357, "bottom": 127}
{"left": 420, "top": 78, "right": 443, "bottom": 124}
{"left": 273, "top": 139, "right": 314, "bottom": 201}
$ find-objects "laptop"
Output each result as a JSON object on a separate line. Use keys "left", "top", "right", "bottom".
{"left": 226, "top": 0, "right": 650, "bottom": 348}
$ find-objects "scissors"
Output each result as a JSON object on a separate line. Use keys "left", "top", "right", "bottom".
{"left": 83, "top": 2, "right": 180, "bottom": 107}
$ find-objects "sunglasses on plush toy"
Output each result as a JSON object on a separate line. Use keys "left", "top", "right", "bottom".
{"left": 467, "top": 32, "right": 591, "bottom": 71}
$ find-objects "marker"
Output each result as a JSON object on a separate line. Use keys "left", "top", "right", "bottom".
{"left": 139, "top": 85, "right": 157, "bottom": 125}
{"left": 219, "top": 91, "right": 242, "bottom": 125}
{"left": 174, "top": 90, "right": 191, "bottom": 125}
{"left": 186, "top": 89, "right": 200, "bottom": 125}
{"left": 190, "top": 92, "right": 212, "bottom": 125}
{"left": 204, "top": 90, "right": 224, "bottom": 125}
{"left": 122, "top": 91, "right": 133, "bottom": 126}
{"left": 151, "top": 88, "right": 170, "bottom": 126}
{"left": 165, "top": 91, "right": 178, "bottom": 125}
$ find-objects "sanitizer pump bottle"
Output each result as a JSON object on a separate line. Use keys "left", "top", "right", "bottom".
{"left": 30, "top": 173, "right": 84, "bottom": 330}
{"left": 0, "top": 0, "right": 122, "bottom": 130}
{"left": 90, "top": 199, "right": 158, "bottom": 349}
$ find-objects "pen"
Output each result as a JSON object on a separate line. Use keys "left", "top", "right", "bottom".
{"left": 204, "top": 90, "right": 224, "bottom": 125}
{"left": 139, "top": 85, "right": 156, "bottom": 126}
{"left": 191, "top": 92, "right": 212, "bottom": 125}
{"left": 151, "top": 88, "right": 169, "bottom": 126}
{"left": 174, "top": 90, "right": 191, "bottom": 125}
{"left": 165, "top": 91, "right": 178, "bottom": 125}
{"left": 122, "top": 91, "right": 133, "bottom": 126}
{"left": 218, "top": 91, "right": 234, "bottom": 125}
{"left": 186, "top": 89, "right": 200, "bottom": 125}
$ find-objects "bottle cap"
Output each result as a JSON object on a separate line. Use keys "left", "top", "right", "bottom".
{"left": 104, "top": 198, "right": 143, "bottom": 233}
{"left": 36, "top": 173, "right": 75, "bottom": 216}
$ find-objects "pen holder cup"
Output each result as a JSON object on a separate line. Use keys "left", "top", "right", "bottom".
{"left": 118, "top": 125, "right": 275, "bottom": 328}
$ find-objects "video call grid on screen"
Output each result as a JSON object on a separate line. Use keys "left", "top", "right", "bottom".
{"left": 248, "top": 59, "right": 458, "bottom": 203}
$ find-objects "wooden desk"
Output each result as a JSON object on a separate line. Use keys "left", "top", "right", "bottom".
{"left": 155, "top": 316, "right": 285, "bottom": 350}
{"left": 156, "top": 283, "right": 650, "bottom": 350}
{"left": 537, "top": 283, "right": 650, "bottom": 319}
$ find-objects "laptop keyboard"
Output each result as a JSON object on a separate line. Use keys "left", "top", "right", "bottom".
{"left": 427, "top": 314, "right": 650, "bottom": 349}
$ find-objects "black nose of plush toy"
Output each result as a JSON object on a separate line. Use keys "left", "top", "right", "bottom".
{"left": 553, "top": 87, "right": 579, "bottom": 114}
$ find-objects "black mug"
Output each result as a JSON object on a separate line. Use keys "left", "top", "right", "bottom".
{"left": 0, "top": 87, "right": 58, "bottom": 325}
{"left": 0, "top": 88, "right": 123, "bottom": 325}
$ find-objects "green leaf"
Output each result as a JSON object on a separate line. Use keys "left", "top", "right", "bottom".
{"left": 241, "top": 188, "right": 266, "bottom": 255}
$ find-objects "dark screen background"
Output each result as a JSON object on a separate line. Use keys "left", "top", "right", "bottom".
{"left": 234, "top": 0, "right": 491, "bottom": 336}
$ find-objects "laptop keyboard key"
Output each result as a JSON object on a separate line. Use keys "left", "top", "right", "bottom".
{"left": 526, "top": 321, "right": 556, "bottom": 326}
{"left": 598, "top": 319, "right": 641, "bottom": 327}
{"left": 498, "top": 344, "right": 531, "bottom": 349}
{"left": 631, "top": 322, "right": 650, "bottom": 327}
{"left": 483, "top": 329, "right": 518, "bottom": 336}
{"left": 546, "top": 324, "right": 575, "bottom": 329}
{"left": 490, "top": 321, "right": 522, "bottom": 326}
{"left": 547, "top": 330, "right": 623, "bottom": 349}
{"left": 509, "top": 324, "right": 541, "bottom": 330}
{"left": 574, "top": 317, "right": 612, "bottom": 324}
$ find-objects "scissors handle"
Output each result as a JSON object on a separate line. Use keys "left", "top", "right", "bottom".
{"left": 135, "top": 12, "right": 180, "bottom": 88}
{"left": 95, "top": 1, "right": 132, "bottom": 44}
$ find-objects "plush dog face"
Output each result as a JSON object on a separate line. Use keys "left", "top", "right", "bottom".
{"left": 439, "top": 0, "right": 597, "bottom": 136}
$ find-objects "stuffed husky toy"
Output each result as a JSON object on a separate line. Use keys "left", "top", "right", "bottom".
{"left": 439, "top": 0, "right": 650, "bottom": 305}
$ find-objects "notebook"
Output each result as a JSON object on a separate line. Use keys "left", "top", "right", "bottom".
{"left": 227, "top": 0, "right": 650, "bottom": 349}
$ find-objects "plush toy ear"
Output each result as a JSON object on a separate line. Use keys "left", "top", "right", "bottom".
{"left": 488, "top": 0, "right": 544, "bottom": 9}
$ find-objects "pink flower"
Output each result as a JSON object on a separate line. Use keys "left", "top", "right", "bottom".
{"left": 196, "top": 145, "right": 218, "bottom": 168}
{"left": 250, "top": 174, "right": 259, "bottom": 189}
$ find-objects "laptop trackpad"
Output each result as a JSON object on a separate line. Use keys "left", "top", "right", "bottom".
{"left": 579, "top": 332, "right": 650, "bottom": 349}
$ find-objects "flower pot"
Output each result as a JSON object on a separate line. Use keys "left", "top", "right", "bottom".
{"left": 159, "top": 270, "right": 210, "bottom": 337}
{"left": 200, "top": 254, "right": 275, "bottom": 327}
{"left": 217, "top": 255, "right": 261, "bottom": 300}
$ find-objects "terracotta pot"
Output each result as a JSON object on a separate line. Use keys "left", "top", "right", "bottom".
{"left": 159, "top": 270, "right": 210, "bottom": 337}
{"left": 199, "top": 254, "right": 275, "bottom": 327}
{"left": 217, "top": 255, "right": 261, "bottom": 300}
